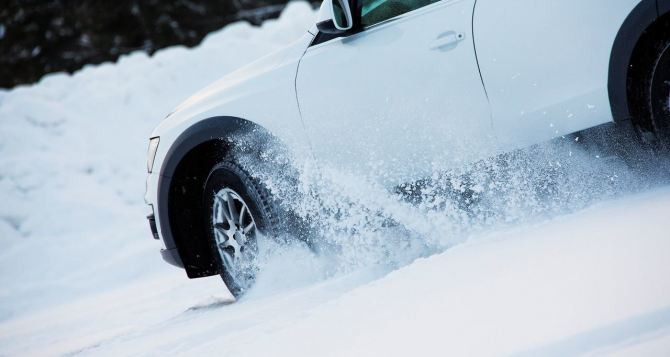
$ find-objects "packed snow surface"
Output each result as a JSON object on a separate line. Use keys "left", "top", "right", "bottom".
{"left": 1, "top": 2, "right": 670, "bottom": 356}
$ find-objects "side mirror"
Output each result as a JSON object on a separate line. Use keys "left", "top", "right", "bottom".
{"left": 316, "top": 0, "right": 354, "bottom": 34}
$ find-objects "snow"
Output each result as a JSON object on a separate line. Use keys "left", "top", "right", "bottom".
{"left": 1, "top": 2, "right": 670, "bottom": 356}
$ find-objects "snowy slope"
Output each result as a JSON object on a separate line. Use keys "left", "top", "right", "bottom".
{"left": 2, "top": 190, "right": 670, "bottom": 356}
{"left": 1, "top": 2, "right": 670, "bottom": 356}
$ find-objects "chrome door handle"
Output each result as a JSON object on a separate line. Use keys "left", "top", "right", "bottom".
{"left": 430, "top": 31, "right": 465, "bottom": 51}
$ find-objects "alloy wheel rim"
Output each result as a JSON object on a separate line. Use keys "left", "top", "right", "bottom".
{"left": 211, "top": 187, "right": 258, "bottom": 290}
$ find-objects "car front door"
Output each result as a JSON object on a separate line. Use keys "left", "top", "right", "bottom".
{"left": 296, "top": 0, "right": 494, "bottom": 187}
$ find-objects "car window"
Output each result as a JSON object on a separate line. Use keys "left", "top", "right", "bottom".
{"left": 360, "top": 0, "right": 440, "bottom": 27}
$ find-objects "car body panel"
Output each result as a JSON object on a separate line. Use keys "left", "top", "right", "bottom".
{"left": 474, "top": 0, "right": 641, "bottom": 149}
{"left": 297, "top": 0, "right": 495, "bottom": 187}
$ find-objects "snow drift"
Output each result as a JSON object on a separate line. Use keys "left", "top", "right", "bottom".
{"left": 1, "top": 2, "right": 670, "bottom": 356}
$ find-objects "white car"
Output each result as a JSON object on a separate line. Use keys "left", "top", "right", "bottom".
{"left": 145, "top": 0, "right": 670, "bottom": 297}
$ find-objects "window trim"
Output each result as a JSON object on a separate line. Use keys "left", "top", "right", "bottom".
{"left": 309, "top": 0, "right": 459, "bottom": 47}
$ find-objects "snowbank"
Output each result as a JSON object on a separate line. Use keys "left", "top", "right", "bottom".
{"left": 0, "top": 0, "right": 316, "bottom": 324}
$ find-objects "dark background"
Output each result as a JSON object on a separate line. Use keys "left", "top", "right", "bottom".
{"left": 0, "top": 0, "right": 318, "bottom": 89}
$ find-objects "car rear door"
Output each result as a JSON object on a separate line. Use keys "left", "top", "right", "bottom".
{"left": 473, "top": 0, "right": 641, "bottom": 150}
{"left": 296, "top": 0, "right": 494, "bottom": 186}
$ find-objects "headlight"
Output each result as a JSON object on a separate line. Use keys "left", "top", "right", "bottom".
{"left": 147, "top": 137, "right": 160, "bottom": 173}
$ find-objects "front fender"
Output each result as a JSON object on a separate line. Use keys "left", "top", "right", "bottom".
{"left": 146, "top": 33, "right": 313, "bottom": 278}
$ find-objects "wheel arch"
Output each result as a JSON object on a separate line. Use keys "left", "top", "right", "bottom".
{"left": 156, "top": 116, "right": 273, "bottom": 279}
{"left": 609, "top": 0, "right": 670, "bottom": 124}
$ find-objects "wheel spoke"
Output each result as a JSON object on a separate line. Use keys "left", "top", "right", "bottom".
{"left": 212, "top": 227, "right": 224, "bottom": 244}
{"left": 215, "top": 199, "right": 225, "bottom": 222}
{"left": 239, "top": 205, "right": 247, "bottom": 226}
{"left": 213, "top": 223, "right": 229, "bottom": 242}
{"left": 218, "top": 194, "right": 232, "bottom": 221}
{"left": 226, "top": 191, "right": 239, "bottom": 222}
{"left": 243, "top": 222, "right": 255, "bottom": 234}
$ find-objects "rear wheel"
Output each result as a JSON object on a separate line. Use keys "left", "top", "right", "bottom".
{"left": 203, "top": 160, "right": 280, "bottom": 298}
{"left": 632, "top": 36, "right": 670, "bottom": 149}
{"left": 648, "top": 40, "right": 670, "bottom": 148}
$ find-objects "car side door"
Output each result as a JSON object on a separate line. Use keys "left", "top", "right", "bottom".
{"left": 296, "top": 0, "right": 495, "bottom": 187}
{"left": 473, "top": 0, "right": 642, "bottom": 150}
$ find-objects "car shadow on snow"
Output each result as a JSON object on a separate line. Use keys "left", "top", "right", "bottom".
{"left": 510, "top": 305, "right": 670, "bottom": 356}
{"left": 185, "top": 296, "right": 236, "bottom": 312}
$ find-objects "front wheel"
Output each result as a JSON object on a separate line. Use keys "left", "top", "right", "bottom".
{"left": 203, "top": 160, "right": 280, "bottom": 298}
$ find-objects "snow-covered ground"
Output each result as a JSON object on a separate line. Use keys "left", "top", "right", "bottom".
{"left": 1, "top": 2, "right": 670, "bottom": 356}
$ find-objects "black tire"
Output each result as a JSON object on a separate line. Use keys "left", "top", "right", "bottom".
{"left": 202, "top": 160, "right": 280, "bottom": 298}
{"left": 648, "top": 40, "right": 670, "bottom": 148}
{"left": 633, "top": 36, "right": 670, "bottom": 149}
